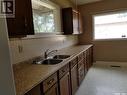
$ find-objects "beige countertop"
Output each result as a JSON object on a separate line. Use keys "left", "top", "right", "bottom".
{"left": 13, "top": 45, "right": 92, "bottom": 95}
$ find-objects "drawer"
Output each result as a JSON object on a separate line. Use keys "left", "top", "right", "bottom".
{"left": 70, "top": 57, "right": 78, "bottom": 68}
{"left": 78, "top": 60, "right": 84, "bottom": 69}
{"left": 78, "top": 53, "right": 83, "bottom": 62}
{"left": 59, "top": 64, "right": 69, "bottom": 79}
{"left": 43, "top": 72, "right": 57, "bottom": 93}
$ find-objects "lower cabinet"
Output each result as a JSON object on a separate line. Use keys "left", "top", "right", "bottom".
{"left": 78, "top": 64, "right": 85, "bottom": 85}
{"left": 42, "top": 72, "right": 58, "bottom": 95}
{"left": 83, "top": 51, "right": 87, "bottom": 74}
{"left": 44, "top": 84, "right": 59, "bottom": 95}
{"left": 78, "top": 60, "right": 85, "bottom": 85}
{"left": 86, "top": 46, "right": 93, "bottom": 71}
{"left": 70, "top": 64, "right": 78, "bottom": 95}
{"left": 24, "top": 46, "right": 93, "bottom": 95}
{"left": 59, "top": 72, "right": 71, "bottom": 95}
{"left": 59, "top": 64, "right": 71, "bottom": 95}
{"left": 25, "top": 85, "right": 41, "bottom": 95}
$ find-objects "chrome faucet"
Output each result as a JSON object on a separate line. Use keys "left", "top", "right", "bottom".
{"left": 44, "top": 49, "right": 58, "bottom": 59}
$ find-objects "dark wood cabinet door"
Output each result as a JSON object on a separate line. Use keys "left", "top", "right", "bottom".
{"left": 60, "top": 72, "right": 71, "bottom": 95}
{"left": 78, "top": 63, "right": 85, "bottom": 85}
{"left": 7, "top": 0, "right": 34, "bottom": 37}
{"left": 83, "top": 51, "right": 87, "bottom": 74}
{"left": 62, "top": 7, "right": 82, "bottom": 35}
{"left": 86, "top": 49, "right": 90, "bottom": 71}
{"left": 25, "top": 85, "right": 41, "bottom": 95}
{"left": 86, "top": 47, "right": 93, "bottom": 71}
{"left": 45, "top": 84, "right": 59, "bottom": 95}
{"left": 71, "top": 64, "right": 78, "bottom": 95}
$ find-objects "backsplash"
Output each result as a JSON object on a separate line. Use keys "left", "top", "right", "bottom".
{"left": 9, "top": 35, "right": 78, "bottom": 64}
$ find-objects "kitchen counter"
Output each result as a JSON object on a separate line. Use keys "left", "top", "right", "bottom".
{"left": 13, "top": 45, "right": 92, "bottom": 95}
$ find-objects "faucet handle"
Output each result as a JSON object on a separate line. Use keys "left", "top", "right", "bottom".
{"left": 44, "top": 49, "right": 50, "bottom": 59}
{"left": 45, "top": 49, "right": 50, "bottom": 53}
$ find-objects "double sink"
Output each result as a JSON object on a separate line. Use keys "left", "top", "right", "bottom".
{"left": 34, "top": 55, "right": 70, "bottom": 65}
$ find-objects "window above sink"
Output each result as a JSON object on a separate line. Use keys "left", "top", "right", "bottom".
{"left": 31, "top": 0, "right": 62, "bottom": 36}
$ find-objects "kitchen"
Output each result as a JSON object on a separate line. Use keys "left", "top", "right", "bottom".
{"left": 1, "top": 0, "right": 127, "bottom": 95}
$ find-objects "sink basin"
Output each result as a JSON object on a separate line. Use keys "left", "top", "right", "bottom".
{"left": 36, "top": 59, "right": 63, "bottom": 65}
{"left": 53, "top": 55, "right": 70, "bottom": 59}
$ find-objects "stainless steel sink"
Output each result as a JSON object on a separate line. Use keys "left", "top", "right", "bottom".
{"left": 35, "top": 59, "right": 63, "bottom": 65}
{"left": 53, "top": 55, "right": 70, "bottom": 59}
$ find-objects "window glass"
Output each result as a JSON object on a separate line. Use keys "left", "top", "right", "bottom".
{"left": 94, "top": 11, "right": 127, "bottom": 40}
{"left": 33, "top": 11, "right": 55, "bottom": 33}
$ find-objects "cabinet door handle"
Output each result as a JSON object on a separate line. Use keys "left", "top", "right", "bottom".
{"left": 24, "top": 17, "right": 27, "bottom": 27}
{"left": 62, "top": 70, "right": 65, "bottom": 73}
{"left": 47, "top": 78, "right": 54, "bottom": 85}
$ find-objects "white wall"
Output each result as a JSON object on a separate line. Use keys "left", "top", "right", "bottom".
{"left": 0, "top": 18, "right": 16, "bottom": 95}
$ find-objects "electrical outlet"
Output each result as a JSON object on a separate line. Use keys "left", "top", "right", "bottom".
{"left": 18, "top": 45, "right": 23, "bottom": 53}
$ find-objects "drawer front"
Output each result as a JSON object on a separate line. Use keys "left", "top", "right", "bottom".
{"left": 59, "top": 64, "right": 69, "bottom": 79}
{"left": 70, "top": 57, "right": 78, "bottom": 68}
{"left": 43, "top": 72, "right": 57, "bottom": 93}
{"left": 78, "top": 53, "right": 83, "bottom": 62}
{"left": 78, "top": 60, "right": 84, "bottom": 69}
{"left": 44, "top": 83, "right": 59, "bottom": 95}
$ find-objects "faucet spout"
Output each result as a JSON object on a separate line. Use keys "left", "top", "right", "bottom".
{"left": 44, "top": 49, "right": 57, "bottom": 59}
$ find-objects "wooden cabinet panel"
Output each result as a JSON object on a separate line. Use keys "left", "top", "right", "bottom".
{"left": 70, "top": 57, "right": 78, "bottom": 69}
{"left": 43, "top": 72, "right": 57, "bottom": 93}
{"left": 70, "top": 64, "right": 78, "bottom": 95}
{"left": 86, "top": 46, "right": 93, "bottom": 71}
{"left": 86, "top": 49, "right": 90, "bottom": 71}
{"left": 62, "top": 7, "right": 82, "bottom": 35}
{"left": 44, "top": 84, "right": 59, "bottom": 95}
{"left": 83, "top": 51, "right": 87, "bottom": 74}
{"left": 59, "top": 72, "right": 71, "bottom": 95}
{"left": 78, "top": 64, "right": 85, "bottom": 85}
{"left": 59, "top": 64, "right": 69, "bottom": 79}
{"left": 7, "top": 0, "right": 34, "bottom": 37}
{"left": 25, "top": 85, "right": 41, "bottom": 95}
{"left": 78, "top": 53, "right": 83, "bottom": 62}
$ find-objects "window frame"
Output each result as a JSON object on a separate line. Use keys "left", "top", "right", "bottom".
{"left": 28, "top": 0, "right": 62, "bottom": 38}
{"left": 92, "top": 10, "right": 127, "bottom": 41}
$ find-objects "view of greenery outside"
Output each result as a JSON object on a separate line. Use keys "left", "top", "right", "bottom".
{"left": 33, "top": 11, "right": 55, "bottom": 33}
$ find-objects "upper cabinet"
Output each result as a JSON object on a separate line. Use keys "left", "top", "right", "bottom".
{"left": 7, "top": 0, "right": 34, "bottom": 37}
{"left": 7, "top": 0, "right": 61, "bottom": 37}
{"left": 62, "top": 7, "right": 82, "bottom": 35}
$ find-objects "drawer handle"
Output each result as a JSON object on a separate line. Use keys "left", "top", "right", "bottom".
{"left": 62, "top": 70, "right": 65, "bottom": 73}
{"left": 47, "top": 78, "right": 55, "bottom": 85}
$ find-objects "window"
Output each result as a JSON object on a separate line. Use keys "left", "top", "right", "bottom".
{"left": 33, "top": 11, "right": 55, "bottom": 33}
{"left": 31, "top": 0, "right": 61, "bottom": 35}
{"left": 93, "top": 11, "right": 127, "bottom": 40}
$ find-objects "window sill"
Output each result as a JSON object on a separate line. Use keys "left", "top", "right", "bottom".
{"left": 93, "top": 38, "right": 127, "bottom": 41}
{"left": 21, "top": 32, "right": 64, "bottom": 39}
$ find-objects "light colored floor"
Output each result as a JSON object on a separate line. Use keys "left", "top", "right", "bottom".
{"left": 75, "top": 61, "right": 127, "bottom": 95}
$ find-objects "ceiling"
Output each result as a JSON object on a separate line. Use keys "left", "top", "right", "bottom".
{"left": 71, "top": 0, "right": 102, "bottom": 5}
